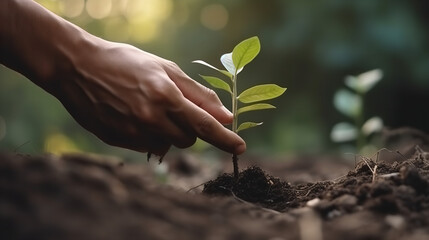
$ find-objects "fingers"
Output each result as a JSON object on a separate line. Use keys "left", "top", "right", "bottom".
{"left": 164, "top": 62, "right": 233, "bottom": 125}
{"left": 163, "top": 61, "right": 245, "bottom": 154}
{"left": 179, "top": 98, "right": 246, "bottom": 155}
{"left": 98, "top": 129, "right": 171, "bottom": 156}
{"left": 158, "top": 115, "right": 197, "bottom": 148}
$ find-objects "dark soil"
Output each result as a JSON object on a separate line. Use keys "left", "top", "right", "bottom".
{"left": 203, "top": 166, "right": 296, "bottom": 211}
{"left": 203, "top": 148, "right": 429, "bottom": 220}
{"left": 2, "top": 127, "right": 429, "bottom": 240}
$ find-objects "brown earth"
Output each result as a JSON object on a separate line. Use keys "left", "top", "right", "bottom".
{"left": 1, "top": 127, "right": 429, "bottom": 240}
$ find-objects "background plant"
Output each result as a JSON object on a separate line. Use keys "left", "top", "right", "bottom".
{"left": 193, "top": 36, "right": 286, "bottom": 178}
{"left": 331, "top": 69, "right": 384, "bottom": 153}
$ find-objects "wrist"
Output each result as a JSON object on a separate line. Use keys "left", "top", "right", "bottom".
{"left": 0, "top": 0, "right": 100, "bottom": 95}
{"left": 46, "top": 26, "right": 101, "bottom": 96}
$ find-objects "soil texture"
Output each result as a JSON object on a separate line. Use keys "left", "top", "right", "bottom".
{"left": 1, "top": 127, "right": 429, "bottom": 240}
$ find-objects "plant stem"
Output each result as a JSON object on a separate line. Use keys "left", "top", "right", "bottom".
{"left": 231, "top": 74, "right": 239, "bottom": 179}
{"left": 231, "top": 75, "right": 238, "bottom": 134}
{"left": 356, "top": 92, "right": 365, "bottom": 151}
{"left": 232, "top": 154, "right": 239, "bottom": 179}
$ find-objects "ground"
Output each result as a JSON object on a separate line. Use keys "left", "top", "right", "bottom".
{"left": 1, "top": 127, "right": 429, "bottom": 240}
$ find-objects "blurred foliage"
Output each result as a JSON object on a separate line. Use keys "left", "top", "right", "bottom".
{"left": 1, "top": 0, "right": 428, "bottom": 158}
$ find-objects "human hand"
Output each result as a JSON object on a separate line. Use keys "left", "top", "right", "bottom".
{"left": 1, "top": 0, "right": 245, "bottom": 156}
{"left": 55, "top": 39, "right": 246, "bottom": 156}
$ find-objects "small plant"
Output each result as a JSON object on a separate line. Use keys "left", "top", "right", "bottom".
{"left": 193, "top": 36, "right": 286, "bottom": 179}
{"left": 331, "top": 69, "right": 384, "bottom": 152}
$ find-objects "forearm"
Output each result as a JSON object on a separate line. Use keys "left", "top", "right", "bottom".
{"left": 0, "top": 0, "right": 96, "bottom": 94}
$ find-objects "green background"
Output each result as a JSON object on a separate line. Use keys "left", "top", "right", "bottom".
{"left": 1, "top": 0, "right": 428, "bottom": 159}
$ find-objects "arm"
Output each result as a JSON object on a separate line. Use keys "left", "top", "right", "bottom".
{"left": 0, "top": 0, "right": 246, "bottom": 155}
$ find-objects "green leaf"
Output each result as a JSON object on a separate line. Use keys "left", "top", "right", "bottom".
{"left": 345, "top": 69, "right": 383, "bottom": 94}
{"left": 220, "top": 53, "right": 243, "bottom": 75}
{"left": 237, "top": 103, "right": 276, "bottom": 115}
{"left": 237, "top": 122, "right": 263, "bottom": 133}
{"left": 192, "top": 60, "right": 232, "bottom": 79}
{"left": 361, "top": 116, "right": 383, "bottom": 136}
{"left": 333, "top": 89, "right": 362, "bottom": 118}
{"left": 199, "top": 75, "right": 232, "bottom": 94}
{"left": 232, "top": 36, "right": 261, "bottom": 70}
{"left": 330, "top": 122, "right": 358, "bottom": 142}
{"left": 238, "top": 84, "right": 286, "bottom": 103}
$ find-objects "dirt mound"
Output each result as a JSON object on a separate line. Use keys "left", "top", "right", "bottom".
{"left": 203, "top": 166, "right": 296, "bottom": 211}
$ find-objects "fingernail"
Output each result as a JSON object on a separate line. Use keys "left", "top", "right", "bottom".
{"left": 222, "top": 106, "right": 233, "bottom": 117}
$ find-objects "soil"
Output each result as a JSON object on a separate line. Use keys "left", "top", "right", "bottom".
{"left": 2, "top": 127, "right": 429, "bottom": 240}
{"left": 203, "top": 166, "right": 296, "bottom": 211}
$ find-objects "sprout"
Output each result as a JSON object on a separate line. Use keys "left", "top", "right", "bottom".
{"left": 193, "top": 36, "right": 286, "bottom": 179}
{"left": 331, "top": 69, "right": 384, "bottom": 152}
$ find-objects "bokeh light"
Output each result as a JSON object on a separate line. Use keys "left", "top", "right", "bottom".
{"left": 123, "top": 0, "right": 173, "bottom": 22}
{"left": 109, "top": 0, "right": 128, "bottom": 17}
{"left": 59, "top": 0, "right": 84, "bottom": 18}
{"left": 86, "top": 0, "right": 112, "bottom": 19}
{"left": 44, "top": 132, "right": 81, "bottom": 155}
{"left": 35, "top": 0, "right": 60, "bottom": 13}
{"left": 127, "top": 19, "right": 160, "bottom": 43}
{"left": 121, "top": 0, "right": 173, "bottom": 43}
{"left": 35, "top": 0, "right": 174, "bottom": 44}
{"left": 200, "top": 4, "right": 229, "bottom": 31}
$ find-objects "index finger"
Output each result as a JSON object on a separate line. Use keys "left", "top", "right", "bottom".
{"left": 178, "top": 98, "right": 246, "bottom": 155}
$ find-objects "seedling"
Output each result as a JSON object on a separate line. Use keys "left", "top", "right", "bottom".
{"left": 193, "top": 36, "right": 286, "bottom": 179}
{"left": 331, "top": 69, "right": 384, "bottom": 152}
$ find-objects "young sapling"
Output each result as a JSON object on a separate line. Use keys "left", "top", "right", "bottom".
{"left": 331, "top": 69, "right": 384, "bottom": 152}
{"left": 193, "top": 36, "right": 286, "bottom": 179}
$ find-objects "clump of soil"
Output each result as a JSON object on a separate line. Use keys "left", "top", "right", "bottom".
{"left": 312, "top": 148, "right": 429, "bottom": 219}
{"left": 203, "top": 166, "right": 296, "bottom": 211}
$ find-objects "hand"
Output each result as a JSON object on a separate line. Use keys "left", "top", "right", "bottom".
{"left": 1, "top": 0, "right": 245, "bottom": 156}
{"left": 55, "top": 40, "right": 246, "bottom": 155}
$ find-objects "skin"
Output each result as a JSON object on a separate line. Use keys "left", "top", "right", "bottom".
{"left": 0, "top": 0, "right": 246, "bottom": 156}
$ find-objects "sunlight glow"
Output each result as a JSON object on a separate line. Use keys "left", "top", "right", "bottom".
{"left": 123, "top": 0, "right": 172, "bottom": 22}
{"left": 59, "top": 0, "right": 85, "bottom": 18}
{"left": 36, "top": 0, "right": 174, "bottom": 43}
{"left": 86, "top": 0, "right": 113, "bottom": 19}
{"left": 128, "top": 20, "right": 159, "bottom": 43}
{"left": 121, "top": 0, "right": 173, "bottom": 43}
{"left": 35, "top": 0, "right": 60, "bottom": 13}
{"left": 110, "top": 0, "right": 128, "bottom": 16}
